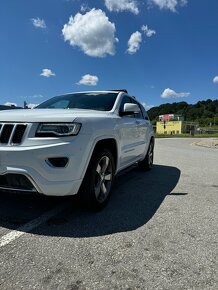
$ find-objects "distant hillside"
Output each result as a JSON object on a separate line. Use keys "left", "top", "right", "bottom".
{"left": 148, "top": 99, "right": 218, "bottom": 126}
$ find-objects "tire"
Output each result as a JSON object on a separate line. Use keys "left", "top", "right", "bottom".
{"left": 78, "top": 148, "right": 115, "bottom": 211}
{"left": 138, "top": 139, "right": 154, "bottom": 171}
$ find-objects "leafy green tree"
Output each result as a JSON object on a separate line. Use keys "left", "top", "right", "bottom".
{"left": 148, "top": 99, "right": 218, "bottom": 126}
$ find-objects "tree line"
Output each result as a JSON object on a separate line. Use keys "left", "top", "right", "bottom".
{"left": 148, "top": 99, "right": 218, "bottom": 126}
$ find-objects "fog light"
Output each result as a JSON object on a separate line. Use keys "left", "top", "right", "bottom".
{"left": 46, "top": 157, "right": 69, "bottom": 168}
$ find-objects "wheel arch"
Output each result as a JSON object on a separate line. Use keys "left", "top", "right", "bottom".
{"left": 93, "top": 138, "right": 118, "bottom": 171}
{"left": 150, "top": 135, "right": 155, "bottom": 145}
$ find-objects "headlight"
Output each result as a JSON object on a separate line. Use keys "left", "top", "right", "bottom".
{"left": 35, "top": 123, "right": 81, "bottom": 137}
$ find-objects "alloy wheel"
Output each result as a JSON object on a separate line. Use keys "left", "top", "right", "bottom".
{"left": 94, "top": 156, "right": 113, "bottom": 203}
{"left": 148, "top": 142, "right": 154, "bottom": 168}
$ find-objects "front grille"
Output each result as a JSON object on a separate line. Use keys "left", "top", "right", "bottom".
{"left": 0, "top": 123, "right": 27, "bottom": 145}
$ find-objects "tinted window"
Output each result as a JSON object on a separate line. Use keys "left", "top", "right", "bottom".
{"left": 131, "top": 100, "right": 144, "bottom": 119}
{"left": 139, "top": 104, "right": 149, "bottom": 120}
{"left": 119, "top": 96, "right": 133, "bottom": 112}
{"left": 36, "top": 93, "right": 118, "bottom": 111}
{"left": 119, "top": 96, "right": 135, "bottom": 118}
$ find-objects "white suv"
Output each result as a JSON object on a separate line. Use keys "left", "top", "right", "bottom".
{"left": 0, "top": 90, "right": 154, "bottom": 209}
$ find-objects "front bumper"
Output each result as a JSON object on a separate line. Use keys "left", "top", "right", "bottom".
{"left": 0, "top": 135, "right": 91, "bottom": 196}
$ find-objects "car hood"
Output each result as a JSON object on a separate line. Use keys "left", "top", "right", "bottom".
{"left": 0, "top": 109, "right": 110, "bottom": 122}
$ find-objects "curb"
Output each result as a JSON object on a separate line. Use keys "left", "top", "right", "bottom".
{"left": 193, "top": 139, "right": 218, "bottom": 149}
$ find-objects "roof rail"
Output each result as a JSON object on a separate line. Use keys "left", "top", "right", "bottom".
{"left": 110, "top": 89, "right": 128, "bottom": 94}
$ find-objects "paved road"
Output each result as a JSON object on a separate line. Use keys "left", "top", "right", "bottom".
{"left": 0, "top": 139, "right": 217, "bottom": 289}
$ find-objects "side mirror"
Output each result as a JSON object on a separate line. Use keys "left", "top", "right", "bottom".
{"left": 120, "top": 103, "right": 140, "bottom": 116}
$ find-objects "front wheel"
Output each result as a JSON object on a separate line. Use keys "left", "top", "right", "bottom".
{"left": 78, "top": 148, "right": 115, "bottom": 211}
{"left": 138, "top": 139, "right": 154, "bottom": 171}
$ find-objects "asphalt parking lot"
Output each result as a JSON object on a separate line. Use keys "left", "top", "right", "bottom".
{"left": 0, "top": 138, "right": 217, "bottom": 290}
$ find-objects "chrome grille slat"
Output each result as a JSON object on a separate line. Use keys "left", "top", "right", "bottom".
{"left": 0, "top": 124, "right": 13, "bottom": 144}
{"left": 0, "top": 123, "right": 27, "bottom": 145}
{"left": 8, "top": 124, "right": 17, "bottom": 144}
{"left": 12, "top": 124, "right": 27, "bottom": 144}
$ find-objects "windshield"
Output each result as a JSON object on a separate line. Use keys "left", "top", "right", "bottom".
{"left": 36, "top": 92, "right": 118, "bottom": 111}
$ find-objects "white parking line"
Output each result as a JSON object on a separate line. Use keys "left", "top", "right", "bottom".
{"left": 0, "top": 202, "right": 69, "bottom": 248}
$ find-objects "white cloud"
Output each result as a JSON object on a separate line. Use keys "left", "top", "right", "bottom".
{"left": 4, "top": 102, "right": 17, "bottom": 107}
{"left": 149, "top": 0, "right": 187, "bottom": 12}
{"left": 80, "top": 3, "right": 90, "bottom": 12}
{"left": 104, "top": 0, "right": 139, "bottom": 14}
{"left": 27, "top": 103, "right": 38, "bottom": 109}
{"left": 40, "top": 69, "right": 56, "bottom": 78}
{"left": 31, "top": 18, "right": 46, "bottom": 29}
{"left": 77, "top": 74, "right": 99, "bottom": 86}
{"left": 213, "top": 76, "right": 218, "bottom": 84}
{"left": 142, "top": 102, "right": 154, "bottom": 110}
{"left": 141, "top": 25, "right": 156, "bottom": 37}
{"left": 127, "top": 31, "right": 142, "bottom": 54}
{"left": 62, "top": 9, "right": 118, "bottom": 58}
{"left": 180, "top": 0, "right": 188, "bottom": 6}
{"left": 161, "top": 88, "right": 190, "bottom": 98}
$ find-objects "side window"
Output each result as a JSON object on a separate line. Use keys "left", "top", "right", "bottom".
{"left": 139, "top": 104, "right": 149, "bottom": 120}
{"left": 131, "top": 100, "right": 144, "bottom": 119}
{"left": 119, "top": 96, "right": 134, "bottom": 117}
{"left": 144, "top": 110, "right": 149, "bottom": 121}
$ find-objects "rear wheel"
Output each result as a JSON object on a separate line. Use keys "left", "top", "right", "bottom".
{"left": 138, "top": 139, "right": 154, "bottom": 171}
{"left": 78, "top": 148, "right": 115, "bottom": 211}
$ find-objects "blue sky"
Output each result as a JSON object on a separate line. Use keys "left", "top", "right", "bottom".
{"left": 0, "top": 0, "right": 218, "bottom": 109}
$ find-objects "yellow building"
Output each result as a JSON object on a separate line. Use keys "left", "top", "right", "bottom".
{"left": 156, "top": 121, "right": 182, "bottom": 135}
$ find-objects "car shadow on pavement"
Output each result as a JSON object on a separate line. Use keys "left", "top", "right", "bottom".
{"left": 0, "top": 164, "right": 183, "bottom": 237}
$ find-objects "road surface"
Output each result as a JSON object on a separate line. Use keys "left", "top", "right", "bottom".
{"left": 0, "top": 138, "right": 217, "bottom": 289}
